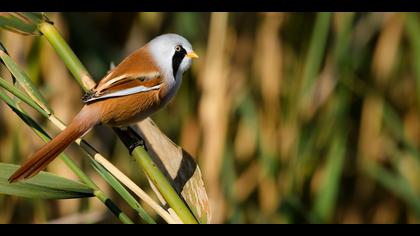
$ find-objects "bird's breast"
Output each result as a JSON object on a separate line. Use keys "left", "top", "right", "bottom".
{"left": 160, "top": 75, "right": 182, "bottom": 106}
{"left": 96, "top": 89, "right": 162, "bottom": 127}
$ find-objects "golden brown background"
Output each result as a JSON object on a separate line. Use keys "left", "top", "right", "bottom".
{"left": 1, "top": 12, "right": 420, "bottom": 223}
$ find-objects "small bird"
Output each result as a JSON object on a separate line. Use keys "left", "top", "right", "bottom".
{"left": 9, "top": 33, "right": 198, "bottom": 183}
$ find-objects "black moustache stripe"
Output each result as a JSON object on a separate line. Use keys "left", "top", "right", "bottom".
{"left": 172, "top": 47, "right": 187, "bottom": 78}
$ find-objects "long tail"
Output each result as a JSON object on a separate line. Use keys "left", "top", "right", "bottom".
{"left": 8, "top": 106, "right": 100, "bottom": 183}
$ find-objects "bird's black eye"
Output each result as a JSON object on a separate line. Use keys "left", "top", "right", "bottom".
{"left": 175, "top": 45, "right": 182, "bottom": 52}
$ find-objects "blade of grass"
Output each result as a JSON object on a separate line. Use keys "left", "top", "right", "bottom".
{"left": 300, "top": 13, "right": 331, "bottom": 104}
{"left": 0, "top": 163, "right": 94, "bottom": 199}
{"left": 15, "top": 12, "right": 44, "bottom": 25}
{"left": 312, "top": 134, "right": 346, "bottom": 223}
{"left": 0, "top": 13, "right": 39, "bottom": 35}
{"left": 333, "top": 13, "right": 355, "bottom": 68}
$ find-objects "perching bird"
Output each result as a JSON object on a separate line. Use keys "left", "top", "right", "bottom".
{"left": 9, "top": 33, "right": 198, "bottom": 183}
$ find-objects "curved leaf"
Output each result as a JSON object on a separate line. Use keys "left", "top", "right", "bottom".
{"left": 0, "top": 13, "right": 40, "bottom": 35}
{"left": 0, "top": 163, "right": 94, "bottom": 199}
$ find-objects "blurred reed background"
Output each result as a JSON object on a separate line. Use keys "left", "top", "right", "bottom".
{"left": 1, "top": 12, "right": 420, "bottom": 223}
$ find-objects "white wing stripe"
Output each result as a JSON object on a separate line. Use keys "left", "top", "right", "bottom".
{"left": 101, "top": 74, "right": 127, "bottom": 88}
{"left": 102, "top": 72, "right": 161, "bottom": 89}
{"left": 86, "top": 84, "right": 161, "bottom": 102}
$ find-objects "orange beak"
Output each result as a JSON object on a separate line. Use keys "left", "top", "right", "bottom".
{"left": 186, "top": 51, "right": 199, "bottom": 59}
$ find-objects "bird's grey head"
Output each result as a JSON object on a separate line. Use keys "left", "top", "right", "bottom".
{"left": 147, "top": 33, "right": 198, "bottom": 80}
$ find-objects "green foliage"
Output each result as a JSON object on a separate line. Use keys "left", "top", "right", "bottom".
{"left": 0, "top": 163, "right": 93, "bottom": 199}
{"left": 0, "top": 13, "right": 40, "bottom": 35}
